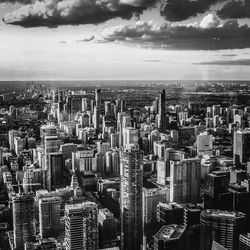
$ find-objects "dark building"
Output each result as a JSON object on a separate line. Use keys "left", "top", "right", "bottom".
{"left": 49, "top": 152, "right": 63, "bottom": 189}
{"left": 183, "top": 203, "right": 202, "bottom": 228}
{"left": 153, "top": 224, "right": 186, "bottom": 250}
{"left": 13, "top": 192, "right": 35, "bottom": 250}
{"left": 239, "top": 233, "right": 250, "bottom": 250}
{"left": 98, "top": 208, "right": 117, "bottom": 247}
{"left": 234, "top": 130, "right": 250, "bottom": 167}
{"left": 204, "top": 171, "right": 231, "bottom": 209}
{"left": 158, "top": 89, "right": 167, "bottom": 133}
{"left": 39, "top": 197, "right": 61, "bottom": 239}
{"left": 156, "top": 202, "right": 184, "bottom": 226}
{"left": 200, "top": 210, "right": 247, "bottom": 250}
{"left": 228, "top": 183, "right": 250, "bottom": 231}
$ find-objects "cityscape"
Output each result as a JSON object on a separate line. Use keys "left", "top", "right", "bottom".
{"left": 0, "top": 81, "right": 249, "bottom": 249}
{"left": 1, "top": 0, "right": 250, "bottom": 249}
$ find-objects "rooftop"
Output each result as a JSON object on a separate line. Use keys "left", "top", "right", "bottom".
{"left": 154, "top": 225, "right": 186, "bottom": 241}
{"left": 203, "top": 209, "right": 245, "bottom": 218}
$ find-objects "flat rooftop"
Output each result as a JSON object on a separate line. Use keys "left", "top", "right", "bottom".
{"left": 154, "top": 225, "right": 186, "bottom": 241}
{"left": 203, "top": 209, "right": 245, "bottom": 218}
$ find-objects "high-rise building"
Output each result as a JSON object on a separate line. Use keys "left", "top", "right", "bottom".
{"left": 93, "top": 89, "right": 101, "bottom": 133}
{"left": 65, "top": 202, "right": 98, "bottom": 250}
{"left": 39, "top": 196, "right": 61, "bottom": 238}
{"left": 239, "top": 233, "right": 250, "bottom": 250}
{"left": 13, "top": 192, "right": 35, "bottom": 249}
{"left": 49, "top": 152, "right": 63, "bottom": 189}
{"left": 120, "top": 146, "right": 143, "bottom": 250}
{"left": 82, "top": 98, "right": 88, "bottom": 112}
{"left": 197, "top": 132, "right": 213, "bottom": 155}
{"left": 204, "top": 171, "right": 230, "bottom": 209}
{"left": 170, "top": 158, "right": 201, "bottom": 203}
{"left": 44, "top": 136, "right": 61, "bottom": 191}
{"left": 200, "top": 210, "right": 247, "bottom": 250}
{"left": 110, "top": 133, "right": 119, "bottom": 148}
{"left": 156, "top": 202, "right": 184, "bottom": 226}
{"left": 183, "top": 203, "right": 202, "bottom": 228}
{"left": 40, "top": 125, "right": 57, "bottom": 145}
{"left": 153, "top": 224, "right": 186, "bottom": 250}
{"left": 22, "top": 168, "right": 47, "bottom": 193}
{"left": 234, "top": 130, "right": 250, "bottom": 166}
{"left": 98, "top": 208, "right": 117, "bottom": 247}
{"left": 143, "top": 187, "right": 169, "bottom": 225}
{"left": 158, "top": 89, "right": 166, "bottom": 132}
{"left": 122, "top": 127, "right": 138, "bottom": 147}
{"left": 95, "top": 89, "right": 101, "bottom": 108}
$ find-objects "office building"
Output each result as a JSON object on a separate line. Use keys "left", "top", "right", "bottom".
{"left": 158, "top": 89, "right": 167, "bottom": 132}
{"left": 183, "top": 203, "right": 202, "bottom": 228}
{"left": 153, "top": 224, "right": 186, "bottom": 250}
{"left": 98, "top": 208, "right": 117, "bottom": 246}
{"left": 65, "top": 202, "right": 98, "bottom": 250}
{"left": 239, "top": 233, "right": 250, "bottom": 250}
{"left": 39, "top": 197, "right": 61, "bottom": 238}
{"left": 49, "top": 152, "right": 63, "bottom": 189}
{"left": 44, "top": 136, "right": 61, "bottom": 191}
{"left": 200, "top": 210, "right": 246, "bottom": 250}
{"left": 13, "top": 193, "right": 35, "bottom": 249}
{"left": 123, "top": 127, "right": 138, "bottom": 147}
{"left": 170, "top": 158, "right": 201, "bottom": 203}
{"left": 156, "top": 202, "right": 184, "bottom": 226}
{"left": 25, "top": 238, "right": 62, "bottom": 250}
{"left": 204, "top": 171, "right": 230, "bottom": 209}
{"left": 143, "top": 187, "right": 169, "bottom": 225}
{"left": 234, "top": 130, "right": 250, "bottom": 166}
{"left": 197, "top": 132, "right": 213, "bottom": 155}
{"left": 120, "top": 146, "right": 143, "bottom": 250}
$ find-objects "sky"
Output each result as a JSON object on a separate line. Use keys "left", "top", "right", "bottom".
{"left": 1, "top": 0, "right": 250, "bottom": 81}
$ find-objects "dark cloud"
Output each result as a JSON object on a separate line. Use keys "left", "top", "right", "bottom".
{"left": 221, "top": 54, "right": 237, "bottom": 57}
{"left": 160, "top": 0, "right": 222, "bottom": 22}
{"left": 217, "top": 0, "right": 250, "bottom": 19}
{"left": 3, "top": 0, "right": 158, "bottom": 27}
{"left": 101, "top": 15, "right": 250, "bottom": 50}
{"left": 197, "top": 59, "right": 250, "bottom": 65}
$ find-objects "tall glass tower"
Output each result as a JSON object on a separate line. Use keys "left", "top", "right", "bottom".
{"left": 120, "top": 145, "right": 143, "bottom": 250}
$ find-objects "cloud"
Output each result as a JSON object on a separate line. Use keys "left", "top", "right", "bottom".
{"left": 101, "top": 14, "right": 250, "bottom": 50}
{"left": 199, "top": 13, "right": 220, "bottom": 29}
{"left": 3, "top": 0, "right": 158, "bottom": 26}
{"left": 217, "top": 0, "right": 250, "bottom": 19}
{"left": 160, "top": 0, "right": 222, "bottom": 22}
{"left": 197, "top": 59, "right": 250, "bottom": 65}
{"left": 77, "top": 35, "right": 96, "bottom": 42}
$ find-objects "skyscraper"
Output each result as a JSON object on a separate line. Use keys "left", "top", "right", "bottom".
{"left": 120, "top": 146, "right": 143, "bottom": 250}
{"left": 200, "top": 210, "right": 246, "bottom": 250}
{"left": 122, "top": 127, "right": 138, "bottom": 147}
{"left": 98, "top": 208, "right": 117, "bottom": 247}
{"left": 95, "top": 89, "right": 101, "bottom": 108}
{"left": 170, "top": 158, "right": 201, "bottom": 204}
{"left": 158, "top": 89, "right": 166, "bottom": 132}
{"left": 49, "top": 152, "right": 63, "bottom": 189}
{"left": 44, "top": 136, "right": 61, "bottom": 191}
{"left": 65, "top": 202, "right": 98, "bottom": 250}
{"left": 234, "top": 130, "right": 250, "bottom": 167}
{"left": 94, "top": 89, "right": 101, "bottom": 133}
{"left": 39, "top": 196, "right": 61, "bottom": 238}
{"left": 197, "top": 132, "right": 213, "bottom": 155}
{"left": 13, "top": 192, "right": 35, "bottom": 249}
